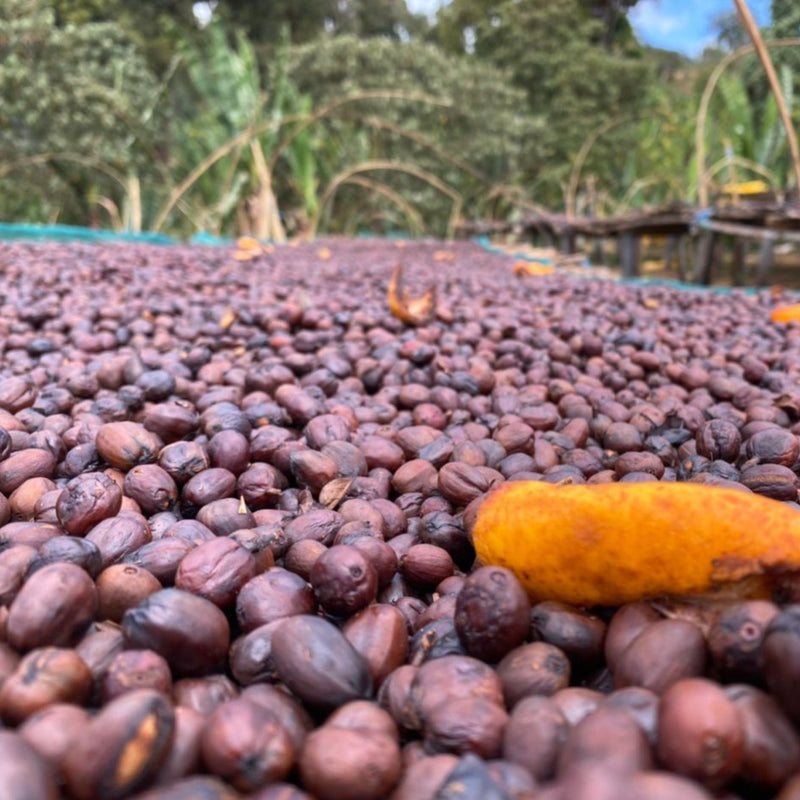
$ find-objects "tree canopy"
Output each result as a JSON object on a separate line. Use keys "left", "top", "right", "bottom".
{"left": 0, "top": 0, "right": 163, "bottom": 224}
{"left": 0, "top": 0, "right": 794, "bottom": 236}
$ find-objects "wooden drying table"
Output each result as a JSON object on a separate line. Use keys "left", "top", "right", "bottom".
{"left": 693, "top": 210, "right": 800, "bottom": 285}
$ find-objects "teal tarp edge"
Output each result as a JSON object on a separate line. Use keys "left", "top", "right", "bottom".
{"left": 189, "top": 231, "right": 235, "bottom": 246}
{"left": 474, "top": 235, "right": 559, "bottom": 267}
{"left": 0, "top": 224, "right": 253, "bottom": 248}
{"left": 471, "top": 235, "right": 761, "bottom": 295}
{"left": 0, "top": 224, "right": 773, "bottom": 298}
{"left": 0, "top": 223, "right": 176, "bottom": 245}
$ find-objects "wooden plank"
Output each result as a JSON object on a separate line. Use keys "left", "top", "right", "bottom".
{"left": 698, "top": 218, "right": 800, "bottom": 243}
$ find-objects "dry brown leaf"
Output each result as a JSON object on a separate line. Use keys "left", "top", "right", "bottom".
{"left": 319, "top": 477, "right": 354, "bottom": 509}
{"left": 642, "top": 297, "right": 660, "bottom": 310}
{"left": 775, "top": 393, "right": 800, "bottom": 420}
{"left": 433, "top": 250, "right": 455, "bottom": 262}
{"left": 236, "top": 236, "right": 262, "bottom": 251}
{"left": 233, "top": 237, "right": 264, "bottom": 261}
{"left": 387, "top": 264, "right": 437, "bottom": 326}
{"left": 298, "top": 489, "right": 314, "bottom": 514}
{"left": 219, "top": 308, "right": 236, "bottom": 330}
{"left": 317, "top": 247, "right": 332, "bottom": 260}
{"left": 513, "top": 260, "right": 555, "bottom": 277}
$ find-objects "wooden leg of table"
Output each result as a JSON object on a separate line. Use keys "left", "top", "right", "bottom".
{"left": 677, "top": 235, "right": 688, "bottom": 282}
{"left": 618, "top": 233, "right": 640, "bottom": 278}
{"left": 733, "top": 237, "right": 747, "bottom": 285}
{"left": 592, "top": 237, "right": 605, "bottom": 265}
{"left": 665, "top": 235, "right": 678, "bottom": 271}
{"left": 756, "top": 235, "right": 775, "bottom": 286}
{"left": 693, "top": 232, "right": 716, "bottom": 284}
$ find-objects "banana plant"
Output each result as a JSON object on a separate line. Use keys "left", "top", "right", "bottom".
{"left": 170, "top": 21, "right": 289, "bottom": 239}
{"left": 705, "top": 63, "right": 793, "bottom": 194}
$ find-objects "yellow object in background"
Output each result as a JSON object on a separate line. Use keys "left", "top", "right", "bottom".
{"left": 770, "top": 304, "right": 800, "bottom": 323}
{"left": 512, "top": 260, "right": 555, "bottom": 277}
{"left": 236, "top": 236, "right": 261, "bottom": 251}
{"left": 719, "top": 179, "right": 769, "bottom": 196}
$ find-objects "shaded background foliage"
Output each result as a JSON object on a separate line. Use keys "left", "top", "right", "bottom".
{"left": 0, "top": 0, "right": 798, "bottom": 237}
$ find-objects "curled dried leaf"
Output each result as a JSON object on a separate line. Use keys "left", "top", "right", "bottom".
{"left": 319, "top": 477, "right": 354, "bottom": 509}
{"left": 387, "top": 264, "right": 437, "bottom": 326}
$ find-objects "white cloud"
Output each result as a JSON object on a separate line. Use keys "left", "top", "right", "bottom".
{"left": 406, "top": 0, "right": 448, "bottom": 16}
{"left": 628, "top": 0, "right": 686, "bottom": 37}
{"left": 407, "top": 0, "right": 445, "bottom": 14}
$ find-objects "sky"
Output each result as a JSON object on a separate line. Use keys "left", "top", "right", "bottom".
{"left": 405, "top": 0, "right": 774, "bottom": 58}
{"left": 627, "top": 0, "right": 771, "bottom": 57}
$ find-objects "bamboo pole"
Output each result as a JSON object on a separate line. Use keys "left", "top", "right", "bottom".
{"left": 732, "top": 0, "right": 800, "bottom": 199}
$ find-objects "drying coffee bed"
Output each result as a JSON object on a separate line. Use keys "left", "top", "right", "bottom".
{"left": 2, "top": 236, "right": 800, "bottom": 799}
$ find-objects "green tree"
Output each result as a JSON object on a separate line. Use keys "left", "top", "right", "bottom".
{"left": 0, "top": 0, "right": 164, "bottom": 225}
{"left": 48, "top": 0, "right": 199, "bottom": 75}
{"left": 436, "top": 0, "right": 651, "bottom": 209}
{"left": 287, "top": 35, "right": 541, "bottom": 233}
{"left": 581, "top": 0, "right": 640, "bottom": 49}
{"left": 205, "top": 0, "right": 429, "bottom": 48}
{"left": 771, "top": 0, "right": 800, "bottom": 119}
{"left": 771, "top": 0, "right": 800, "bottom": 40}
{"left": 711, "top": 11, "right": 751, "bottom": 52}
